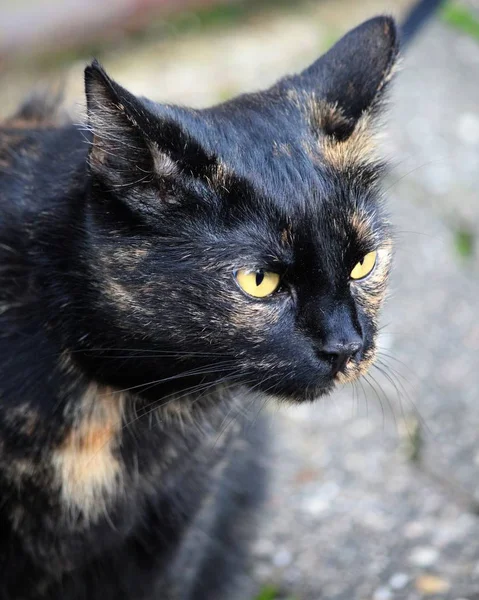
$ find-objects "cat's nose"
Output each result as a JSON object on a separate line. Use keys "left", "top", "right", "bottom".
{"left": 319, "top": 339, "right": 363, "bottom": 376}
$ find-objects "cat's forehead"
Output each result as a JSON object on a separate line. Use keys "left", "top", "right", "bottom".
{"left": 198, "top": 108, "right": 383, "bottom": 245}
{"left": 152, "top": 96, "right": 386, "bottom": 251}
{"left": 208, "top": 160, "right": 383, "bottom": 261}
{"left": 192, "top": 96, "right": 379, "bottom": 204}
{"left": 187, "top": 99, "right": 316, "bottom": 188}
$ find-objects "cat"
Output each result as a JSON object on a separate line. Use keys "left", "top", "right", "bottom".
{"left": 0, "top": 15, "right": 399, "bottom": 600}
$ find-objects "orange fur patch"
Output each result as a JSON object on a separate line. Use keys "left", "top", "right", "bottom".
{"left": 319, "top": 111, "right": 378, "bottom": 171}
{"left": 52, "top": 384, "right": 125, "bottom": 521}
{"left": 287, "top": 89, "right": 380, "bottom": 172}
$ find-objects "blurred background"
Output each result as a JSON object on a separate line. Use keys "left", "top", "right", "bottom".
{"left": 1, "top": 0, "right": 479, "bottom": 598}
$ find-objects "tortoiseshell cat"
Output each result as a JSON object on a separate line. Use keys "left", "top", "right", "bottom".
{"left": 0, "top": 16, "right": 398, "bottom": 600}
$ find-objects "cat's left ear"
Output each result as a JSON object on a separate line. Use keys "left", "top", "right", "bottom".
{"left": 285, "top": 16, "right": 400, "bottom": 141}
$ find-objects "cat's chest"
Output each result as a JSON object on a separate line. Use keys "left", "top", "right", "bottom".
{"left": 3, "top": 379, "right": 239, "bottom": 527}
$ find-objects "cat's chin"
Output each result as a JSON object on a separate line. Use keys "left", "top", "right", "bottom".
{"left": 259, "top": 382, "right": 337, "bottom": 404}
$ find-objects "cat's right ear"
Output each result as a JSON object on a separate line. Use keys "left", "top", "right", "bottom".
{"left": 84, "top": 61, "right": 213, "bottom": 185}
{"left": 84, "top": 61, "right": 162, "bottom": 183}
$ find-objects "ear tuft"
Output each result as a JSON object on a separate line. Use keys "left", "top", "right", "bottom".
{"left": 84, "top": 59, "right": 111, "bottom": 102}
{"left": 84, "top": 60, "right": 131, "bottom": 126}
{"left": 84, "top": 61, "right": 144, "bottom": 172}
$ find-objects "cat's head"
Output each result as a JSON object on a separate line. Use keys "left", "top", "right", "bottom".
{"left": 80, "top": 16, "right": 399, "bottom": 403}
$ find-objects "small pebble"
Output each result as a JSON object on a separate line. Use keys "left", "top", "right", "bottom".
{"left": 284, "top": 566, "right": 301, "bottom": 584}
{"left": 389, "top": 573, "right": 409, "bottom": 590}
{"left": 404, "top": 521, "right": 426, "bottom": 539}
{"left": 301, "top": 482, "right": 339, "bottom": 516}
{"left": 253, "top": 538, "right": 275, "bottom": 558}
{"left": 415, "top": 574, "right": 450, "bottom": 595}
{"left": 301, "top": 496, "right": 329, "bottom": 516}
{"left": 457, "top": 112, "right": 479, "bottom": 146}
{"left": 373, "top": 587, "right": 392, "bottom": 600}
{"left": 254, "top": 563, "right": 273, "bottom": 580}
{"left": 273, "top": 547, "right": 292, "bottom": 568}
{"left": 409, "top": 546, "right": 439, "bottom": 567}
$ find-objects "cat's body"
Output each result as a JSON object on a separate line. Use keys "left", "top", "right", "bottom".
{"left": 0, "top": 121, "right": 267, "bottom": 599}
{"left": 0, "top": 17, "right": 399, "bottom": 600}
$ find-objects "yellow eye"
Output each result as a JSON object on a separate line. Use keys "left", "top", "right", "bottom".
{"left": 235, "top": 269, "right": 280, "bottom": 298}
{"left": 350, "top": 250, "right": 377, "bottom": 280}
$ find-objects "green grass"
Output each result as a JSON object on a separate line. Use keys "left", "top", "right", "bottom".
{"left": 405, "top": 417, "right": 423, "bottom": 463}
{"left": 254, "top": 585, "right": 299, "bottom": 600}
{"left": 255, "top": 585, "right": 281, "bottom": 600}
{"left": 441, "top": 1, "right": 479, "bottom": 42}
{"left": 454, "top": 227, "right": 475, "bottom": 259}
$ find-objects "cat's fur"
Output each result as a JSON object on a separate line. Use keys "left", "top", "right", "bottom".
{"left": 0, "top": 16, "right": 399, "bottom": 600}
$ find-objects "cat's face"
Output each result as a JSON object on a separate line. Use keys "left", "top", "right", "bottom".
{"left": 80, "top": 17, "right": 398, "bottom": 403}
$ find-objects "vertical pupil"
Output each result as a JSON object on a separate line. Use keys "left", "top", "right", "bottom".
{"left": 255, "top": 271, "right": 265, "bottom": 286}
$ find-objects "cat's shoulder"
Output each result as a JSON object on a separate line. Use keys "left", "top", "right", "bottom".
{"left": 0, "top": 122, "right": 87, "bottom": 196}
{"left": 0, "top": 92, "right": 88, "bottom": 207}
{"left": 0, "top": 124, "right": 43, "bottom": 311}
{"left": 0, "top": 100, "right": 87, "bottom": 326}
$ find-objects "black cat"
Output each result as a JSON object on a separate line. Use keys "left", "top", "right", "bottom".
{"left": 0, "top": 16, "right": 399, "bottom": 600}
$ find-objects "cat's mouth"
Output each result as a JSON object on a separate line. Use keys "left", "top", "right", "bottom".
{"left": 334, "top": 347, "right": 376, "bottom": 386}
{"left": 256, "top": 346, "right": 377, "bottom": 403}
{"left": 271, "top": 381, "right": 336, "bottom": 404}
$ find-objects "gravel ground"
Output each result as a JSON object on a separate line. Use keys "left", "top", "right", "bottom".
{"left": 2, "top": 1, "right": 479, "bottom": 598}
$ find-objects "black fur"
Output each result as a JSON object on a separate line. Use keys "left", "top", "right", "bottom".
{"left": 0, "top": 17, "right": 399, "bottom": 599}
